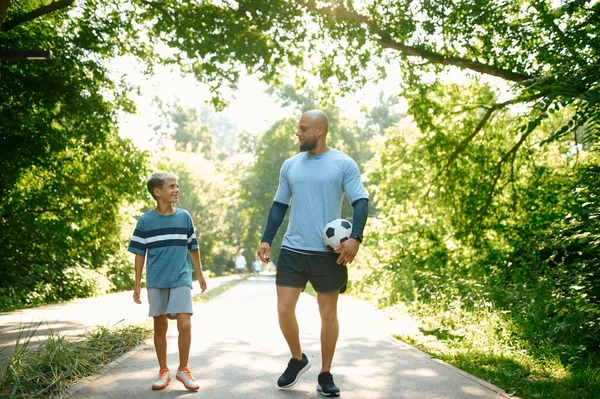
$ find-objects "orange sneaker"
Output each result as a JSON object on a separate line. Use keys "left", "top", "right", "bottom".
{"left": 152, "top": 368, "right": 171, "bottom": 390}
{"left": 176, "top": 367, "right": 200, "bottom": 391}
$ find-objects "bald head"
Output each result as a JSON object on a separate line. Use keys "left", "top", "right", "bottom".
{"left": 301, "top": 110, "right": 329, "bottom": 134}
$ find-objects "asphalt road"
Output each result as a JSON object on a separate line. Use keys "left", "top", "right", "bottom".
{"left": 0, "top": 275, "right": 241, "bottom": 367}
{"left": 60, "top": 276, "right": 515, "bottom": 399}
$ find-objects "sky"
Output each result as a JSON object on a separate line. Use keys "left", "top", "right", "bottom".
{"left": 114, "top": 59, "right": 405, "bottom": 151}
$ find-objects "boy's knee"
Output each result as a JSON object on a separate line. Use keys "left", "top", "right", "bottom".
{"left": 154, "top": 319, "right": 168, "bottom": 335}
{"left": 177, "top": 315, "right": 192, "bottom": 331}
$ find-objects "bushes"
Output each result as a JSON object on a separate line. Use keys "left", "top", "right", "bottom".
{"left": 350, "top": 87, "right": 600, "bottom": 367}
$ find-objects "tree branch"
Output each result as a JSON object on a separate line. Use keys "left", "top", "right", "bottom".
{"left": 299, "top": 0, "right": 533, "bottom": 83}
{"left": 1, "top": 0, "right": 74, "bottom": 31}
{"left": 441, "top": 90, "right": 550, "bottom": 174}
{"left": 467, "top": 101, "right": 551, "bottom": 233}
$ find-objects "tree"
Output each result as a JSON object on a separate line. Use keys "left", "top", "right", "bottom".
{"left": 0, "top": 1, "right": 151, "bottom": 309}
{"left": 133, "top": 0, "right": 599, "bottom": 224}
{"left": 361, "top": 80, "right": 599, "bottom": 356}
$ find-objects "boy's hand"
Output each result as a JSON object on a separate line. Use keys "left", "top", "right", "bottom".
{"left": 133, "top": 286, "right": 142, "bottom": 304}
{"left": 198, "top": 275, "right": 207, "bottom": 293}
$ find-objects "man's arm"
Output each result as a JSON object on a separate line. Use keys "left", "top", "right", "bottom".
{"left": 190, "top": 249, "right": 207, "bottom": 293}
{"left": 257, "top": 201, "right": 289, "bottom": 262}
{"left": 133, "top": 254, "right": 145, "bottom": 304}
{"left": 335, "top": 198, "right": 369, "bottom": 265}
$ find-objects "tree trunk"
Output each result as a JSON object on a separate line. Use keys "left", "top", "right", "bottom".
{"left": 1, "top": 0, "right": 74, "bottom": 31}
{"left": 0, "top": 0, "right": 11, "bottom": 29}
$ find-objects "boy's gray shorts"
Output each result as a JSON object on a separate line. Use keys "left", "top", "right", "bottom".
{"left": 148, "top": 286, "right": 193, "bottom": 319}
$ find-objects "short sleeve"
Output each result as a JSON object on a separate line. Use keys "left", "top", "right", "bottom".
{"left": 343, "top": 158, "right": 369, "bottom": 204}
{"left": 273, "top": 160, "right": 292, "bottom": 205}
{"left": 128, "top": 217, "right": 147, "bottom": 256}
{"left": 187, "top": 213, "right": 199, "bottom": 252}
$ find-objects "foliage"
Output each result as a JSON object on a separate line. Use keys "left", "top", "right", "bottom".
{"left": 352, "top": 81, "right": 599, "bottom": 398}
{"left": 0, "top": 1, "right": 152, "bottom": 310}
{"left": 133, "top": 0, "right": 599, "bottom": 159}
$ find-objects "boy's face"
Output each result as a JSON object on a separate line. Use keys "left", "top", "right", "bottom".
{"left": 154, "top": 178, "right": 179, "bottom": 204}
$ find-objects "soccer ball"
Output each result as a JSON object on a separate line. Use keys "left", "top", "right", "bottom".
{"left": 322, "top": 218, "right": 352, "bottom": 252}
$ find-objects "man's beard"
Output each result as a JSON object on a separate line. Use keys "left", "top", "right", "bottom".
{"left": 299, "top": 139, "right": 317, "bottom": 152}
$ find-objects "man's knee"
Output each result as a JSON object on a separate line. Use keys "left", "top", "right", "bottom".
{"left": 278, "top": 300, "right": 295, "bottom": 315}
{"left": 319, "top": 304, "right": 338, "bottom": 322}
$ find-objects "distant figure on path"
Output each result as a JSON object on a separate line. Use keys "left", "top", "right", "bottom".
{"left": 253, "top": 255, "right": 263, "bottom": 277}
{"left": 128, "top": 172, "right": 207, "bottom": 391}
{"left": 257, "top": 110, "right": 369, "bottom": 397}
{"left": 235, "top": 250, "right": 247, "bottom": 276}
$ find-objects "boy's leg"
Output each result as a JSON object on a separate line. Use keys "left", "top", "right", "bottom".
{"left": 277, "top": 286, "right": 303, "bottom": 359}
{"left": 153, "top": 315, "right": 169, "bottom": 370}
{"left": 316, "top": 291, "right": 340, "bottom": 373}
{"left": 176, "top": 313, "right": 192, "bottom": 368}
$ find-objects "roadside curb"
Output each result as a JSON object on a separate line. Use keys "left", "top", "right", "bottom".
{"left": 386, "top": 336, "right": 520, "bottom": 399}
{"left": 67, "top": 339, "right": 154, "bottom": 397}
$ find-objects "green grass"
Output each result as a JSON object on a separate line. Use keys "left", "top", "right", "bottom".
{"left": 0, "top": 322, "right": 152, "bottom": 398}
{"left": 390, "top": 303, "right": 600, "bottom": 399}
{"left": 0, "top": 277, "right": 245, "bottom": 398}
{"left": 193, "top": 276, "right": 246, "bottom": 303}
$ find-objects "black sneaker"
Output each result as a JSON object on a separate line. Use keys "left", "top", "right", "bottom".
{"left": 277, "top": 353, "right": 311, "bottom": 388}
{"left": 317, "top": 371, "right": 340, "bottom": 397}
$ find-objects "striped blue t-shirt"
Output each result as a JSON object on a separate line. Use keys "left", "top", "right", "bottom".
{"left": 127, "top": 208, "right": 198, "bottom": 289}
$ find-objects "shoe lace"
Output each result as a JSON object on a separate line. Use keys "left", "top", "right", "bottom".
{"left": 157, "top": 369, "right": 169, "bottom": 381}
{"left": 179, "top": 367, "right": 195, "bottom": 381}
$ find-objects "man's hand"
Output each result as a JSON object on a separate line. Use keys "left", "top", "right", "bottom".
{"left": 133, "top": 286, "right": 142, "bottom": 304}
{"left": 335, "top": 238, "right": 361, "bottom": 265}
{"left": 257, "top": 242, "right": 272, "bottom": 263}
{"left": 198, "top": 274, "right": 207, "bottom": 293}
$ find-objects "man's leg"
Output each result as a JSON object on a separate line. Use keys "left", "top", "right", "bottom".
{"left": 153, "top": 315, "right": 169, "bottom": 370}
{"left": 277, "top": 285, "right": 303, "bottom": 359}
{"left": 317, "top": 291, "right": 340, "bottom": 373}
{"left": 176, "top": 313, "right": 192, "bottom": 368}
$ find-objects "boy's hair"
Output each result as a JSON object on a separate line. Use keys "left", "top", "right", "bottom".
{"left": 147, "top": 172, "right": 178, "bottom": 200}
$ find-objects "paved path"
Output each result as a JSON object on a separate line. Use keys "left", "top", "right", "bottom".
{"left": 64, "top": 277, "right": 513, "bottom": 399}
{"left": 0, "top": 275, "right": 243, "bottom": 366}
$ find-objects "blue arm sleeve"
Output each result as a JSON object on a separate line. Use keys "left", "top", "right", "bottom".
{"left": 261, "top": 201, "right": 289, "bottom": 244}
{"left": 350, "top": 198, "right": 369, "bottom": 243}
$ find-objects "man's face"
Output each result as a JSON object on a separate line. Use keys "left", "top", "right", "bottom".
{"left": 155, "top": 178, "right": 179, "bottom": 203}
{"left": 296, "top": 115, "right": 319, "bottom": 152}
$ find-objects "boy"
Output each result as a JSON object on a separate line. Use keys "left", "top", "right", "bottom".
{"left": 128, "top": 172, "right": 207, "bottom": 391}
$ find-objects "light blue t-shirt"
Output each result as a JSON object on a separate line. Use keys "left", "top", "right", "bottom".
{"left": 274, "top": 148, "right": 369, "bottom": 252}
{"left": 127, "top": 208, "right": 199, "bottom": 288}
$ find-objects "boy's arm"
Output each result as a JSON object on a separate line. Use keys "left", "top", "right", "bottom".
{"left": 133, "top": 254, "right": 145, "bottom": 304}
{"left": 190, "top": 249, "right": 207, "bottom": 293}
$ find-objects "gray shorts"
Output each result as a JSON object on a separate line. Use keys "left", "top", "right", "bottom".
{"left": 148, "top": 286, "right": 193, "bottom": 319}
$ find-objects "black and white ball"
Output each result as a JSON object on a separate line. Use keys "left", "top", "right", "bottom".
{"left": 322, "top": 218, "right": 352, "bottom": 252}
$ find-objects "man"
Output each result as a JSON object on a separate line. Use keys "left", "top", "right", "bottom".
{"left": 235, "top": 250, "right": 247, "bottom": 276}
{"left": 257, "top": 110, "right": 369, "bottom": 397}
